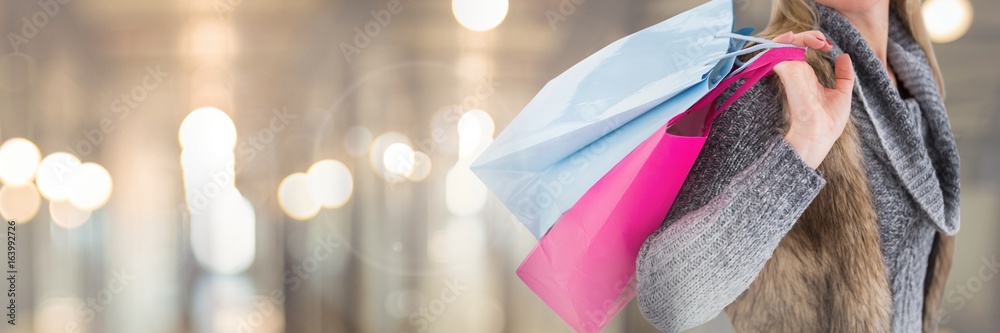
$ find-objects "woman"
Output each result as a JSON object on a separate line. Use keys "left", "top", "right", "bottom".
{"left": 635, "top": 0, "right": 959, "bottom": 332}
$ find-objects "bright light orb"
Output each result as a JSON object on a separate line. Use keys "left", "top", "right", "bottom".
{"left": 369, "top": 132, "right": 412, "bottom": 181}
{"left": 278, "top": 172, "right": 321, "bottom": 220}
{"left": 452, "top": 0, "right": 509, "bottom": 32}
{"left": 383, "top": 143, "right": 416, "bottom": 177}
{"left": 306, "top": 159, "right": 354, "bottom": 209}
{"left": 179, "top": 107, "right": 238, "bottom": 151}
{"left": 0, "top": 138, "right": 41, "bottom": 186}
{"left": 66, "top": 163, "right": 113, "bottom": 210}
{"left": 190, "top": 190, "right": 256, "bottom": 275}
{"left": 0, "top": 184, "right": 41, "bottom": 223}
{"left": 923, "top": 0, "right": 973, "bottom": 43}
{"left": 457, "top": 109, "right": 495, "bottom": 160}
{"left": 445, "top": 165, "right": 488, "bottom": 216}
{"left": 202, "top": 193, "right": 256, "bottom": 275}
{"left": 406, "top": 151, "right": 432, "bottom": 182}
{"left": 36, "top": 152, "right": 82, "bottom": 200}
{"left": 49, "top": 200, "right": 92, "bottom": 229}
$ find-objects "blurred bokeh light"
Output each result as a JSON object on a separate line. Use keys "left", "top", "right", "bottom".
{"left": 278, "top": 172, "right": 321, "bottom": 220}
{"left": 49, "top": 199, "right": 92, "bottom": 229}
{"left": 923, "top": 0, "right": 974, "bottom": 43}
{"left": 452, "top": 0, "right": 509, "bottom": 31}
{"left": 35, "top": 152, "right": 82, "bottom": 201}
{"left": 0, "top": 138, "right": 40, "bottom": 186}
{"left": 179, "top": 107, "right": 238, "bottom": 151}
{"left": 306, "top": 159, "right": 354, "bottom": 209}
{"left": 65, "top": 162, "right": 113, "bottom": 210}
{"left": 0, "top": 183, "right": 41, "bottom": 222}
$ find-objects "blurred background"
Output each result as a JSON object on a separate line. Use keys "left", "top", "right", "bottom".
{"left": 0, "top": 0, "right": 995, "bottom": 332}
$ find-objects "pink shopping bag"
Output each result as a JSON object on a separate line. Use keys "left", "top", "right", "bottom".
{"left": 516, "top": 47, "right": 806, "bottom": 332}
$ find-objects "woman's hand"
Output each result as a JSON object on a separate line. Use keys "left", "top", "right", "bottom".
{"left": 770, "top": 31, "right": 855, "bottom": 169}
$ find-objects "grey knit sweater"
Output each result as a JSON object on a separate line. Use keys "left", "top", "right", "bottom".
{"left": 635, "top": 5, "right": 960, "bottom": 333}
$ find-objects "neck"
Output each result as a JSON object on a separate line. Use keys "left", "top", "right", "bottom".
{"left": 833, "top": 1, "right": 892, "bottom": 69}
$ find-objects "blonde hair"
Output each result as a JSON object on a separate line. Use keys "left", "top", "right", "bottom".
{"left": 759, "top": 0, "right": 945, "bottom": 96}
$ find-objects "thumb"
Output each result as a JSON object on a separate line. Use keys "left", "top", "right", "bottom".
{"left": 833, "top": 54, "right": 855, "bottom": 95}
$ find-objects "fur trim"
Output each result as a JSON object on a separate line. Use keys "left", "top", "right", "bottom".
{"left": 724, "top": 120, "right": 893, "bottom": 332}
{"left": 923, "top": 234, "right": 954, "bottom": 332}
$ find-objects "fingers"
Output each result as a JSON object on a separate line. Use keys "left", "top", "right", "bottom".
{"left": 791, "top": 31, "right": 830, "bottom": 51}
{"left": 772, "top": 30, "right": 832, "bottom": 52}
{"left": 771, "top": 61, "right": 795, "bottom": 79}
{"left": 772, "top": 60, "right": 812, "bottom": 80}
{"left": 772, "top": 31, "right": 794, "bottom": 44}
{"left": 772, "top": 61, "right": 812, "bottom": 93}
{"left": 773, "top": 54, "right": 854, "bottom": 100}
{"left": 833, "top": 54, "right": 855, "bottom": 95}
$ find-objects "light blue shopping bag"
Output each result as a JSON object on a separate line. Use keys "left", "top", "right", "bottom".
{"left": 471, "top": 0, "right": 791, "bottom": 238}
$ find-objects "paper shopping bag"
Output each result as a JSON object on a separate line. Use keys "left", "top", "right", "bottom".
{"left": 516, "top": 47, "right": 806, "bottom": 332}
{"left": 471, "top": 0, "right": 754, "bottom": 238}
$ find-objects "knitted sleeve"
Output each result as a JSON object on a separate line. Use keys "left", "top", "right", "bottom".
{"left": 635, "top": 78, "right": 827, "bottom": 332}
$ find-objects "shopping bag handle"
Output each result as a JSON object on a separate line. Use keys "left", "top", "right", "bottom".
{"left": 704, "top": 47, "right": 805, "bottom": 131}
{"left": 666, "top": 47, "right": 806, "bottom": 134}
{"left": 702, "top": 32, "right": 800, "bottom": 75}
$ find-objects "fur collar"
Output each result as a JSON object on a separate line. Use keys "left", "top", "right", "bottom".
{"left": 723, "top": 4, "right": 957, "bottom": 332}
